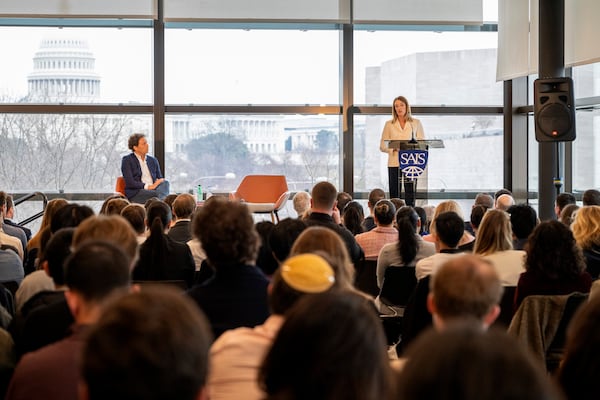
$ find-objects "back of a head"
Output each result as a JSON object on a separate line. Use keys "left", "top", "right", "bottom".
{"left": 290, "top": 226, "right": 354, "bottom": 289}
{"left": 507, "top": 204, "right": 538, "bottom": 240}
{"left": 39, "top": 198, "right": 69, "bottom": 231}
{"left": 560, "top": 203, "right": 580, "bottom": 226}
{"left": 558, "top": 295, "right": 600, "bottom": 400}
{"left": 474, "top": 193, "right": 494, "bottom": 209}
{"left": 260, "top": 290, "right": 393, "bottom": 400}
{"left": 495, "top": 194, "right": 515, "bottom": 211}
{"left": 583, "top": 189, "right": 600, "bottom": 206}
{"left": 172, "top": 193, "right": 196, "bottom": 219}
{"left": 342, "top": 201, "right": 364, "bottom": 235}
{"left": 368, "top": 188, "right": 385, "bottom": 208}
{"left": 255, "top": 221, "right": 278, "bottom": 276}
{"left": 430, "top": 254, "right": 503, "bottom": 322}
{"left": 163, "top": 193, "right": 179, "bottom": 210}
{"left": 434, "top": 211, "right": 464, "bottom": 248}
{"left": 81, "top": 287, "right": 212, "bottom": 400}
{"left": 494, "top": 188, "right": 513, "bottom": 201}
{"left": 469, "top": 205, "right": 487, "bottom": 230}
{"left": 293, "top": 191, "right": 311, "bottom": 215}
{"left": 105, "top": 198, "right": 130, "bottom": 216}
{"left": 268, "top": 253, "right": 335, "bottom": 315}
{"left": 311, "top": 181, "right": 337, "bottom": 210}
{"left": 146, "top": 201, "right": 171, "bottom": 231}
{"left": 395, "top": 206, "right": 419, "bottom": 263}
{"left": 41, "top": 227, "right": 75, "bottom": 286}
{"left": 193, "top": 197, "right": 259, "bottom": 267}
{"left": 335, "top": 192, "right": 352, "bottom": 215}
{"left": 73, "top": 215, "right": 139, "bottom": 265}
{"left": 429, "top": 201, "right": 464, "bottom": 238}
{"left": 398, "top": 324, "right": 559, "bottom": 400}
{"left": 120, "top": 204, "right": 146, "bottom": 235}
{"left": 374, "top": 199, "right": 396, "bottom": 226}
{"left": 64, "top": 240, "right": 131, "bottom": 302}
{"left": 526, "top": 220, "right": 585, "bottom": 279}
{"left": 572, "top": 205, "right": 600, "bottom": 250}
{"left": 473, "top": 209, "right": 513, "bottom": 255}
{"left": 50, "top": 203, "right": 94, "bottom": 233}
{"left": 268, "top": 218, "right": 307, "bottom": 262}
{"left": 556, "top": 192, "right": 577, "bottom": 212}
{"left": 390, "top": 198, "right": 406, "bottom": 211}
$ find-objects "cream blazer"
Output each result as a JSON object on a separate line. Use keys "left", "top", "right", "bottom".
{"left": 379, "top": 118, "right": 425, "bottom": 167}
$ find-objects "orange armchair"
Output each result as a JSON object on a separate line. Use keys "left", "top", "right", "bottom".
{"left": 229, "top": 175, "right": 290, "bottom": 222}
{"left": 115, "top": 176, "right": 126, "bottom": 196}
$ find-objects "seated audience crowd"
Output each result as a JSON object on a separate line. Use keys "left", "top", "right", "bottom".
{"left": 0, "top": 182, "right": 598, "bottom": 400}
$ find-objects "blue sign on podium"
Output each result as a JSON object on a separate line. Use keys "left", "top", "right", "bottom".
{"left": 399, "top": 149, "right": 428, "bottom": 180}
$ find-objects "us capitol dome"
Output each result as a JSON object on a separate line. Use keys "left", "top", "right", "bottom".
{"left": 27, "top": 37, "right": 100, "bottom": 100}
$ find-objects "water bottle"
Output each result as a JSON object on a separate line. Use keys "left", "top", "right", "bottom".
{"left": 197, "top": 184, "right": 203, "bottom": 201}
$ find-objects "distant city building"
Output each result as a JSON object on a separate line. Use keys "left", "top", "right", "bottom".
{"left": 27, "top": 38, "right": 100, "bottom": 101}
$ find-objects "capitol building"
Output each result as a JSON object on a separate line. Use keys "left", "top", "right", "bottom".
{"left": 26, "top": 38, "right": 101, "bottom": 101}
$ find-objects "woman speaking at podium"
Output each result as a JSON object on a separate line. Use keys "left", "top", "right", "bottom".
{"left": 379, "top": 95, "right": 425, "bottom": 205}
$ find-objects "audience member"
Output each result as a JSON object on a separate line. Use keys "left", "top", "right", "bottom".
{"left": 208, "top": 254, "right": 335, "bottom": 400}
{"left": 355, "top": 199, "right": 397, "bottom": 260}
{"left": 514, "top": 220, "right": 592, "bottom": 310}
{"left": 103, "top": 197, "right": 130, "bottom": 216}
{"left": 390, "top": 198, "right": 406, "bottom": 213}
{"left": 306, "top": 182, "right": 363, "bottom": 265}
{"left": 268, "top": 218, "right": 307, "bottom": 264}
{"left": 428, "top": 254, "right": 503, "bottom": 330}
{"left": 292, "top": 191, "right": 311, "bottom": 219}
{"left": 557, "top": 294, "right": 600, "bottom": 400}
{"left": 49, "top": 203, "right": 94, "bottom": 234}
{"left": 423, "top": 200, "right": 474, "bottom": 249}
{"left": 362, "top": 188, "right": 386, "bottom": 232}
{"left": 0, "top": 192, "right": 27, "bottom": 260}
{"left": 259, "top": 290, "right": 394, "bottom": 400}
{"left": 397, "top": 324, "right": 561, "bottom": 400}
{"left": 3, "top": 195, "right": 31, "bottom": 241}
{"left": 81, "top": 288, "right": 212, "bottom": 400}
{"left": 582, "top": 188, "right": 600, "bottom": 206}
{"left": 341, "top": 200, "right": 365, "bottom": 235}
{"left": 132, "top": 201, "right": 194, "bottom": 287}
{"left": 555, "top": 192, "right": 576, "bottom": 218}
{"left": 26, "top": 198, "right": 68, "bottom": 272}
{"left": 255, "top": 221, "right": 278, "bottom": 277}
{"left": 559, "top": 203, "right": 580, "bottom": 226}
{"left": 468, "top": 204, "right": 487, "bottom": 236}
{"left": 507, "top": 203, "right": 538, "bottom": 250}
{"left": 187, "top": 197, "right": 270, "bottom": 339}
{"left": 16, "top": 215, "right": 138, "bottom": 357}
{"left": 335, "top": 192, "right": 352, "bottom": 219}
{"left": 377, "top": 206, "right": 435, "bottom": 289}
{"left": 120, "top": 203, "right": 147, "bottom": 244}
{"left": 474, "top": 192, "right": 494, "bottom": 209}
{"left": 98, "top": 194, "right": 126, "bottom": 215}
{"left": 6, "top": 240, "right": 131, "bottom": 400}
{"left": 416, "top": 211, "right": 465, "bottom": 280}
{"left": 571, "top": 205, "right": 600, "bottom": 279}
{"left": 494, "top": 188, "right": 513, "bottom": 203}
{"left": 473, "top": 209, "right": 525, "bottom": 286}
{"left": 494, "top": 193, "right": 515, "bottom": 211}
{"left": 167, "top": 193, "right": 196, "bottom": 243}
{"left": 163, "top": 193, "right": 178, "bottom": 210}
{"left": 413, "top": 206, "right": 428, "bottom": 235}
{"left": 290, "top": 226, "right": 356, "bottom": 290}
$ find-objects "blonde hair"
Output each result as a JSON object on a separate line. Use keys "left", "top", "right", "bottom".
{"left": 391, "top": 96, "right": 414, "bottom": 123}
{"left": 429, "top": 201, "right": 465, "bottom": 237}
{"left": 572, "top": 206, "right": 600, "bottom": 250}
{"left": 290, "top": 226, "right": 355, "bottom": 289}
{"left": 473, "top": 209, "right": 513, "bottom": 255}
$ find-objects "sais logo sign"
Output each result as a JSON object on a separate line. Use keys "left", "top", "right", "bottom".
{"left": 399, "top": 150, "right": 428, "bottom": 179}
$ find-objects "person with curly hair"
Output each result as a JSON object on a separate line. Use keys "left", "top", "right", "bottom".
{"left": 187, "top": 197, "right": 270, "bottom": 339}
{"left": 514, "top": 220, "right": 592, "bottom": 310}
{"left": 571, "top": 205, "right": 600, "bottom": 279}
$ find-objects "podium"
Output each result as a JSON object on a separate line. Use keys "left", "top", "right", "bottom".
{"left": 385, "top": 139, "right": 444, "bottom": 206}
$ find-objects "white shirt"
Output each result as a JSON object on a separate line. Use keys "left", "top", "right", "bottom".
{"left": 135, "top": 153, "right": 153, "bottom": 189}
{"left": 415, "top": 252, "right": 462, "bottom": 280}
{"left": 208, "top": 315, "right": 284, "bottom": 400}
{"left": 481, "top": 250, "right": 526, "bottom": 286}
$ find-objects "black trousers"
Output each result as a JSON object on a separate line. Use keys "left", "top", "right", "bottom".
{"left": 388, "top": 167, "right": 416, "bottom": 207}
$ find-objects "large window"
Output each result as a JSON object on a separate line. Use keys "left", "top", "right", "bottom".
{"left": 165, "top": 28, "right": 340, "bottom": 105}
{"left": 0, "top": 27, "right": 153, "bottom": 104}
{"left": 165, "top": 114, "right": 340, "bottom": 194}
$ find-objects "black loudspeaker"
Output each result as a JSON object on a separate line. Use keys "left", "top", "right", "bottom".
{"left": 534, "top": 77, "right": 576, "bottom": 142}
